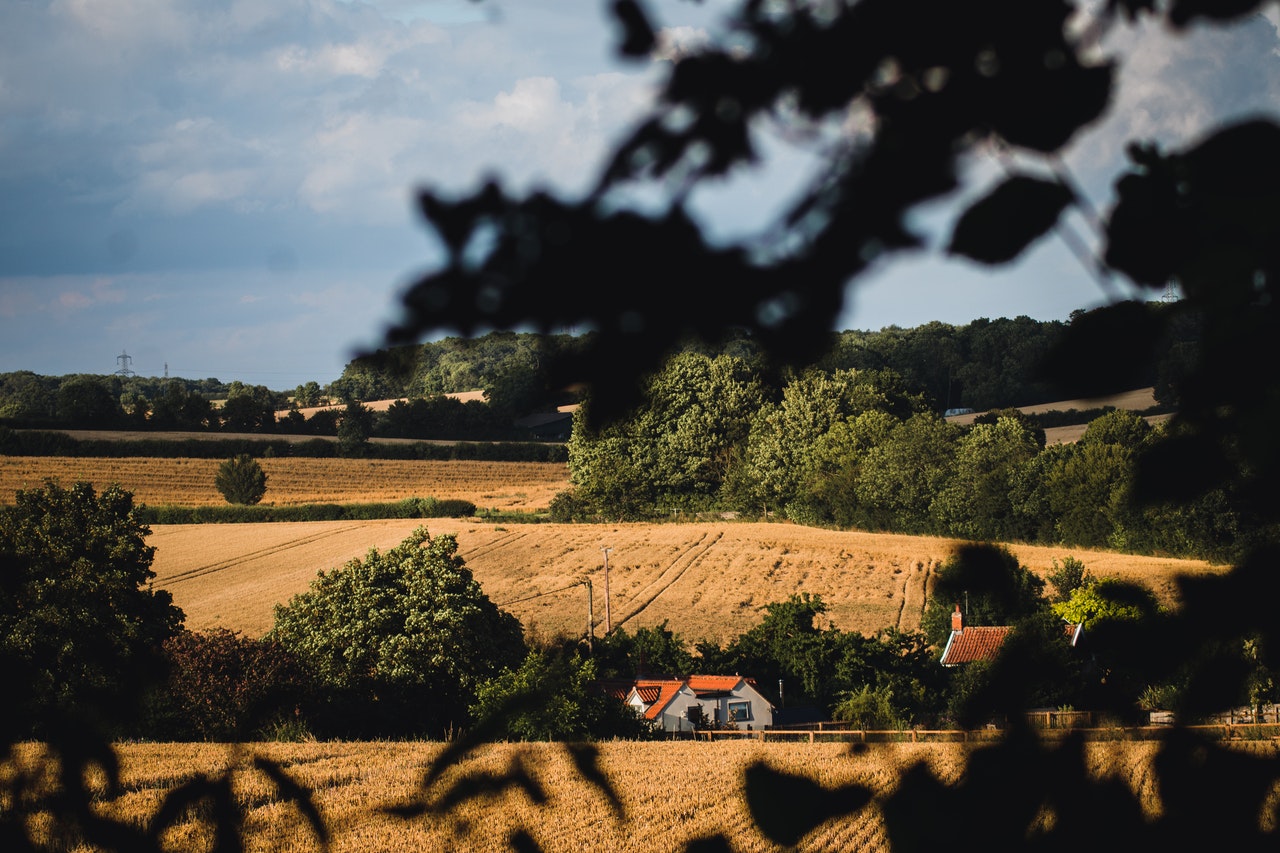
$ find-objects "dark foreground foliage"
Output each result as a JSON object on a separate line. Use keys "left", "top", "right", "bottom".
{"left": 9, "top": 0, "right": 1280, "bottom": 850}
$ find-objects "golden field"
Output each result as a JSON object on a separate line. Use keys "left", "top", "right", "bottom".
{"left": 17, "top": 737, "right": 1239, "bottom": 853}
{"left": 148, "top": 520, "right": 1228, "bottom": 641}
{"left": 0, "top": 457, "right": 570, "bottom": 512}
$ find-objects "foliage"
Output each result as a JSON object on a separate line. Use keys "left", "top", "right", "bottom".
{"left": 219, "top": 382, "right": 281, "bottom": 432}
{"left": 143, "top": 628, "right": 311, "bottom": 741}
{"left": 337, "top": 401, "right": 373, "bottom": 457}
{"left": 137, "top": 496, "right": 479, "bottom": 524}
{"left": 920, "top": 544, "right": 1048, "bottom": 649}
{"left": 12, "top": 0, "right": 1280, "bottom": 848}
{"left": 269, "top": 527, "right": 526, "bottom": 738}
{"left": 471, "top": 648, "right": 652, "bottom": 741}
{"left": 215, "top": 453, "right": 268, "bottom": 505}
{"left": 1047, "top": 556, "right": 1092, "bottom": 604}
{"left": 832, "top": 685, "right": 906, "bottom": 730}
{"left": 1052, "top": 577, "right": 1160, "bottom": 627}
{"left": 593, "top": 621, "right": 697, "bottom": 679}
{"left": 0, "top": 480, "right": 184, "bottom": 735}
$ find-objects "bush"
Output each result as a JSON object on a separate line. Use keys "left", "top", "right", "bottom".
{"left": 215, "top": 454, "right": 268, "bottom": 505}
{"left": 142, "top": 628, "right": 311, "bottom": 741}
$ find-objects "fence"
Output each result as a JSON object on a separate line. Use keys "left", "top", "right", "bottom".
{"left": 693, "top": 715, "right": 1280, "bottom": 744}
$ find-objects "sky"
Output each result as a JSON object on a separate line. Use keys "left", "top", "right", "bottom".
{"left": 2, "top": 1, "right": 1279, "bottom": 391}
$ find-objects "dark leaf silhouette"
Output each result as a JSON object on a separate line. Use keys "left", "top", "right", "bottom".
{"left": 743, "top": 760, "right": 872, "bottom": 847}
{"left": 252, "top": 756, "right": 330, "bottom": 848}
{"left": 611, "top": 0, "right": 656, "bottom": 58}
{"left": 567, "top": 743, "right": 626, "bottom": 821}
{"left": 948, "top": 175, "right": 1075, "bottom": 265}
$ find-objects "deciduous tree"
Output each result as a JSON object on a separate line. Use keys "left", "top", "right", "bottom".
{"left": 269, "top": 527, "right": 525, "bottom": 737}
{"left": 0, "top": 480, "right": 183, "bottom": 735}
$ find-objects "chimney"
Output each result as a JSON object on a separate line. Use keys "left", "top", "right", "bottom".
{"left": 952, "top": 604, "right": 963, "bottom": 632}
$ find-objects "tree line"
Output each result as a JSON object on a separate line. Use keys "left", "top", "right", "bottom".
{"left": 0, "top": 312, "right": 1191, "bottom": 439}
{"left": 555, "top": 339, "right": 1246, "bottom": 564}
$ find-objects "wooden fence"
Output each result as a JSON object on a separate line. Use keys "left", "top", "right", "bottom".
{"left": 693, "top": 716, "right": 1280, "bottom": 744}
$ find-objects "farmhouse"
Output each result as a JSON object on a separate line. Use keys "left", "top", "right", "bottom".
{"left": 939, "top": 605, "right": 1084, "bottom": 667}
{"left": 624, "top": 675, "right": 774, "bottom": 733}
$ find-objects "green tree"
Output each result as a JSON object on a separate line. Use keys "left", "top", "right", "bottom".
{"left": 471, "top": 648, "right": 650, "bottom": 741}
{"left": 832, "top": 684, "right": 905, "bottom": 730}
{"left": 151, "top": 378, "right": 214, "bottom": 430}
{"left": 0, "top": 480, "right": 184, "bottom": 735}
{"left": 851, "top": 411, "right": 961, "bottom": 532}
{"left": 269, "top": 527, "right": 525, "bottom": 737}
{"left": 1052, "top": 576, "right": 1160, "bottom": 627}
{"left": 1046, "top": 556, "right": 1092, "bottom": 604}
{"left": 921, "top": 544, "right": 1048, "bottom": 650}
{"left": 215, "top": 454, "right": 268, "bottom": 505}
{"left": 930, "top": 416, "right": 1042, "bottom": 541}
{"left": 337, "top": 401, "right": 373, "bottom": 457}
{"left": 219, "top": 382, "right": 279, "bottom": 432}
{"left": 55, "top": 375, "right": 121, "bottom": 427}
{"left": 292, "top": 381, "right": 324, "bottom": 408}
{"left": 594, "top": 620, "right": 697, "bottom": 679}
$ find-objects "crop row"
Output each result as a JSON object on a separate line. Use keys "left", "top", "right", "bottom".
{"left": 0, "top": 457, "right": 570, "bottom": 511}
{"left": 31, "top": 738, "right": 1207, "bottom": 852}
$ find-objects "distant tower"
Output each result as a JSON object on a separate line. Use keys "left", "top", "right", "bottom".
{"left": 1161, "top": 281, "right": 1179, "bottom": 304}
{"left": 164, "top": 362, "right": 169, "bottom": 379}
{"left": 115, "top": 350, "right": 136, "bottom": 377}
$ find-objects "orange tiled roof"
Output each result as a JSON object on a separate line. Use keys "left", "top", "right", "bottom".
{"left": 628, "top": 675, "right": 753, "bottom": 720}
{"left": 634, "top": 685, "right": 662, "bottom": 704}
{"left": 686, "top": 675, "right": 743, "bottom": 692}
{"left": 631, "top": 679, "right": 686, "bottom": 720}
{"left": 940, "top": 626, "right": 1012, "bottom": 666}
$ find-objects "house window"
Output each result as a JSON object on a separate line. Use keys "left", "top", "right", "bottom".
{"left": 728, "top": 701, "right": 751, "bottom": 722}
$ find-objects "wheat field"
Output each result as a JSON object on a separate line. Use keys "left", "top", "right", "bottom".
{"left": 0, "top": 457, "right": 570, "bottom": 512}
{"left": 148, "top": 520, "right": 1228, "bottom": 641}
{"left": 19, "top": 737, "right": 1233, "bottom": 853}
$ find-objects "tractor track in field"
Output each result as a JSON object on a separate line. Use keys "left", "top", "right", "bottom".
{"left": 608, "top": 531, "right": 724, "bottom": 633}
{"left": 158, "top": 524, "right": 364, "bottom": 585}
{"left": 461, "top": 529, "right": 532, "bottom": 561}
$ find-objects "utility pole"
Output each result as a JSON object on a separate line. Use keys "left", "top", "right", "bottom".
{"left": 601, "top": 547, "right": 613, "bottom": 633}
{"left": 582, "top": 579, "right": 594, "bottom": 655}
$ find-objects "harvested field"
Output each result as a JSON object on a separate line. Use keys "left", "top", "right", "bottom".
{"left": 0, "top": 457, "right": 569, "bottom": 512}
{"left": 27, "top": 738, "right": 1264, "bottom": 852}
{"left": 148, "top": 520, "right": 1228, "bottom": 641}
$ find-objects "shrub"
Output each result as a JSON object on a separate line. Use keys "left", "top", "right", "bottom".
{"left": 143, "top": 628, "right": 311, "bottom": 741}
{"left": 215, "top": 454, "right": 268, "bottom": 505}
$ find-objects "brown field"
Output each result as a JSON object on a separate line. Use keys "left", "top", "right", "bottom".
{"left": 949, "top": 386, "right": 1173, "bottom": 443}
{"left": 20, "top": 738, "right": 1269, "bottom": 852}
{"left": 148, "top": 520, "right": 1228, "bottom": 641}
{"left": 0, "top": 457, "right": 570, "bottom": 512}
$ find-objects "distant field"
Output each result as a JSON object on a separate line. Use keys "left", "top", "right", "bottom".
{"left": 56, "top": 738, "right": 1238, "bottom": 852}
{"left": 149, "top": 520, "right": 1227, "bottom": 640}
{"left": 0, "top": 457, "right": 570, "bottom": 512}
{"left": 948, "top": 386, "right": 1172, "bottom": 443}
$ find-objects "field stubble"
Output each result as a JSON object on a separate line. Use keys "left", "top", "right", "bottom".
{"left": 20, "top": 738, "right": 1220, "bottom": 853}
{"left": 148, "top": 520, "right": 1228, "bottom": 641}
{"left": 0, "top": 456, "right": 569, "bottom": 511}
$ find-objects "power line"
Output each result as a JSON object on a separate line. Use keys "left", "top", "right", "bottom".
{"left": 495, "top": 580, "right": 588, "bottom": 608}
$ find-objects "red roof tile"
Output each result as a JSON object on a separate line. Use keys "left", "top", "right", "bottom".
{"left": 940, "top": 626, "right": 1011, "bottom": 666}
{"left": 686, "top": 675, "right": 742, "bottom": 692}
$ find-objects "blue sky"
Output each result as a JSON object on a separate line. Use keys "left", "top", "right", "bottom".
{"left": 2, "top": 1, "right": 1278, "bottom": 391}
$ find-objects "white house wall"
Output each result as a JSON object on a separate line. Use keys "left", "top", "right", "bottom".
{"left": 656, "top": 683, "right": 774, "bottom": 732}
